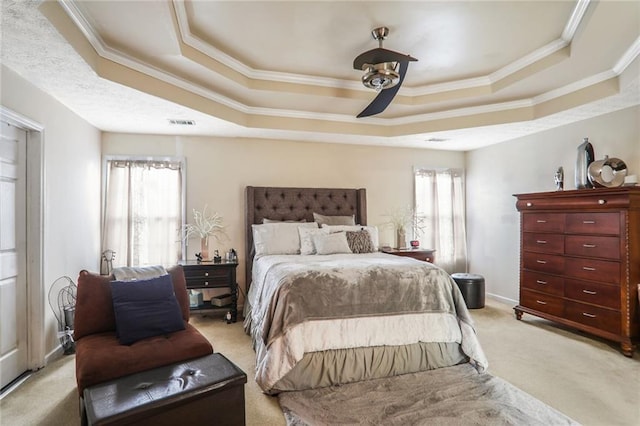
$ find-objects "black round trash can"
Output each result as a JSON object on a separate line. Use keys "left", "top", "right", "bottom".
{"left": 451, "top": 273, "right": 485, "bottom": 309}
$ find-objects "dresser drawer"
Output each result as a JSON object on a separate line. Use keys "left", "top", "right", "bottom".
{"left": 565, "top": 301, "right": 620, "bottom": 334}
{"left": 522, "top": 213, "right": 565, "bottom": 233}
{"left": 520, "top": 289, "right": 563, "bottom": 317}
{"left": 565, "top": 212, "right": 620, "bottom": 235}
{"left": 522, "top": 233, "right": 564, "bottom": 254}
{"left": 565, "top": 235, "right": 620, "bottom": 260}
{"left": 564, "top": 279, "right": 620, "bottom": 310}
{"left": 523, "top": 252, "right": 564, "bottom": 275}
{"left": 564, "top": 258, "right": 620, "bottom": 284}
{"left": 521, "top": 270, "right": 563, "bottom": 296}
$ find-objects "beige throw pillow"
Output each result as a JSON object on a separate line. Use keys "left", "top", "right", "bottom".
{"left": 313, "top": 232, "right": 352, "bottom": 255}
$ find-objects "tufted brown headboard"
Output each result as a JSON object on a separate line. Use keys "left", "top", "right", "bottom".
{"left": 245, "top": 186, "right": 367, "bottom": 291}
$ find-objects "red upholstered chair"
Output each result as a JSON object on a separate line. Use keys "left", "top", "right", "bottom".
{"left": 73, "top": 266, "right": 213, "bottom": 402}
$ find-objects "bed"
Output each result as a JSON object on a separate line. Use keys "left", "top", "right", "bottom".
{"left": 244, "top": 186, "right": 487, "bottom": 394}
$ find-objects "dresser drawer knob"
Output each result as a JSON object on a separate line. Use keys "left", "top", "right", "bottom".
{"left": 204, "top": 272, "right": 209, "bottom": 277}
{"left": 582, "top": 312, "right": 596, "bottom": 318}
{"left": 204, "top": 281, "right": 209, "bottom": 286}
{"left": 583, "top": 220, "right": 596, "bottom": 224}
{"left": 536, "top": 240, "right": 547, "bottom": 244}
{"left": 582, "top": 244, "right": 596, "bottom": 248}
{"left": 527, "top": 202, "right": 532, "bottom": 207}
{"left": 536, "top": 260, "right": 547, "bottom": 264}
{"left": 582, "top": 289, "right": 597, "bottom": 295}
{"left": 536, "top": 300, "right": 547, "bottom": 305}
{"left": 598, "top": 199, "right": 606, "bottom": 205}
{"left": 536, "top": 219, "right": 546, "bottom": 223}
{"left": 536, "top": 280, "right": 547, "bottom": 285}
{"left": 582, "top": 266, "right": 596, "bottom": 271}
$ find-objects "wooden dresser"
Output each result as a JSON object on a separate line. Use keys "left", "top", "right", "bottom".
{"left": 514, "top": 187, "right": 640, "bottom": 356}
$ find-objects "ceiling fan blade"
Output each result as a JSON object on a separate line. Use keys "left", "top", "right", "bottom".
{"left": 357, "top": 61, "right": 410, "bottom": 118}
{"left": 353, "top": 48, "right": 417, "bottom": 70}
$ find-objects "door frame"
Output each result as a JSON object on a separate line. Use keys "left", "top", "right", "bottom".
{"left": 1, "top": 107, "right": 45, "bottom": 370}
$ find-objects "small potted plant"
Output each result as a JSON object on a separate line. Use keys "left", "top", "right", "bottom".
{"left": 182, "top": 205, "right": 227, "bottom": 261}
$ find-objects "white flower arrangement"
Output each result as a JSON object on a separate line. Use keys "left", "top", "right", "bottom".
{"left": 182, "top": 205, "right": 227, "bottom": 242}
{"left": 383, "top": 205, "right": 426, "bottom": 238}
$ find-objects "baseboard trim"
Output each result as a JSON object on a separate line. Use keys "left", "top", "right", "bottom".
{"left": 486, "top": 293, "right": 517, "bottom": 306}
{"left": 44, "top": 344, "right": 64, "bottom": 366}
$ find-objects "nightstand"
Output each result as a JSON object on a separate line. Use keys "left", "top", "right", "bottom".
{"left": 381, "top": 248, "right": 435, "bottom": 263}
{"left": 179, "top": 260, "right": 239, "bottom": 323}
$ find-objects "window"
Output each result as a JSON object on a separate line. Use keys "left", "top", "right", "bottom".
{"left": 102, "top": 158, "right": 185, "bottom": 267}
{"left": 414, "top": 168, "right": 467, "bottom": 273}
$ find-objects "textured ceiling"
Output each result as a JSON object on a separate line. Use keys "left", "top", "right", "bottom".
{"left": 1, "top": 0, "right": 639, "bottom": 151}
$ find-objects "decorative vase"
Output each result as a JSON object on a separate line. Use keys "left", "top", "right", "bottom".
{"left": 396, "top": 228, "right": 406, "bottom": 249}
{"left": 575, "top": 137, "right": 594, "bottom": 189}
{"left": 200, "top": 236, "right": 210, "bottom": 261}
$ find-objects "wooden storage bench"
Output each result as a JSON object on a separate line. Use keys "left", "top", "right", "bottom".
{"left": 83, "top": 353, "right": 246, "bottom": 425}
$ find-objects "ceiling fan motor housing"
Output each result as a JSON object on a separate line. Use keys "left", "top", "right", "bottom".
{"left": 362, "top": 62, "right": 400, "bottom": 91}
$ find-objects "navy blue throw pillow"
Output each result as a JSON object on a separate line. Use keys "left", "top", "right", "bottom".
{"left": 111, "top": 274, "right": 185, "bottom": 345}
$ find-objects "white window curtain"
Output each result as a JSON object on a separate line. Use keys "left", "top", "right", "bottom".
{"left": 414, "top": 168, "right": 467, "bottom": 273}
{"left": 102, "top": 159, "right": 183, "bottom": 268}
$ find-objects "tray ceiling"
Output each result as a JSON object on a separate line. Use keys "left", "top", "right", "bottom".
{"left": 1, "top": 0, "right": 639, "bottom": 150}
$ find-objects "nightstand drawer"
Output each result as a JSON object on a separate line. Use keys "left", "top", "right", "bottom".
{"left": 523, "top": 251, "right": 564, "bottom": 275}
{"left": 565, "top": 235, "right": 620, "bottom": 260}
{"left": 522, "top": 213, "right": 565, "bottom": 233}
{"left": 184, "top": 266, "right": 231, "bottom": 280}
{"left": 520, "top": 289, "right": 563, "bottom": 317}
{"left": 565, "top": 301, "right": 620, "bottom": 334}
{"left": 565, "top": 213, "right": 620, "bottom": 235}
{"left": 565, "top": 258, "right": 620, "bottom": 284}
{"left": 521, "top": 271, "right": 563, "bottom": 296}
{"left": 522, "top": 233, "right": 564, "bottom": 254}
{"left": 564, "top": 279, "right": 620, "bottom": 310}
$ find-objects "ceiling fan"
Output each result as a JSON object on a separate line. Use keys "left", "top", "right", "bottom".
{"left": 353, "top": 27, "right": 418, "bottom": 118}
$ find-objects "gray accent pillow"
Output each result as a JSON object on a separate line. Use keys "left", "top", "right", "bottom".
{"left": 313, "top": 212, "right": 356, "bottom": 226}
{"left": 346, "top": 230, "right": 375, "bottom": 254}
{"left": 263, "top": 218, "right": 306, "bottom": 223}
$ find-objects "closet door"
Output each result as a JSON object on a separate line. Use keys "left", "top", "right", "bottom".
{"left": 0, "top": 121, "right": 28, "bottom": 390}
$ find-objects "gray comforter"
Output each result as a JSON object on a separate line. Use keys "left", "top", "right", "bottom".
{"left": 247, "top": 253, "right": 488, "bottom": 392}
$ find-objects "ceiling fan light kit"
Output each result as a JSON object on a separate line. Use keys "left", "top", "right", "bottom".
{"left": 353, "top": 26, "right": 418, "bottom": 118}
{"left": 361, "top": 62, "right": 400, "bottom": 91}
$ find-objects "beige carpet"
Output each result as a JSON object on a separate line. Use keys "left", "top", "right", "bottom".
{"left": 1, "top": 298, "right": 638, "bottom": 425}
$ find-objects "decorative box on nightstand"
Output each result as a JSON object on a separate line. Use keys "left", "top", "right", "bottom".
{"left": 179, "top": 260, "right": 239, "bottom": 323}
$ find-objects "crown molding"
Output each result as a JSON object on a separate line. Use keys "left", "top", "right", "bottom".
{"left": 613, "top": 36, "right": 640, "bottom": 75}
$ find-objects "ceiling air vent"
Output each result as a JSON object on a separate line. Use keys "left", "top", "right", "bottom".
{"left": 425, "top": 137, "right": 448, "bottom": 143}
{"left": 168, "top": 119, "right": 196, "bottom": 126}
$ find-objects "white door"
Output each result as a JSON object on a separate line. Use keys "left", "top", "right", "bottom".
{"left": 0, "top": 120, "right": 28, "bottom": 390}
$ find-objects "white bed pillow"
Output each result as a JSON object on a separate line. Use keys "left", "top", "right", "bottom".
{"left": 252, "top": 222, "right": 318, "bottom": 256}
{"left": 313, "top": 232, "right": 352, "bottom": 255}
{"left": 321, "top": 224, "right": 379, "bottom": 251}
{"left": 298, "top": 227, "right": 330, "bottom": 255}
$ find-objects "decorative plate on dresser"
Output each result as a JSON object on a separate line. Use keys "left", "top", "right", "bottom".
{"left": 514, "top": 187, "right": 640, "bottom": 356}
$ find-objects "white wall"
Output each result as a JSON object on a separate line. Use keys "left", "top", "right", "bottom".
{"left": 1, "top": 65, "right": 102, "bottom": 358}
{"left": 466, "top": 105, "right": 640, "bottom": 303}
{"left": 102, "top": 133, "right": 465, "bottom": 298}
